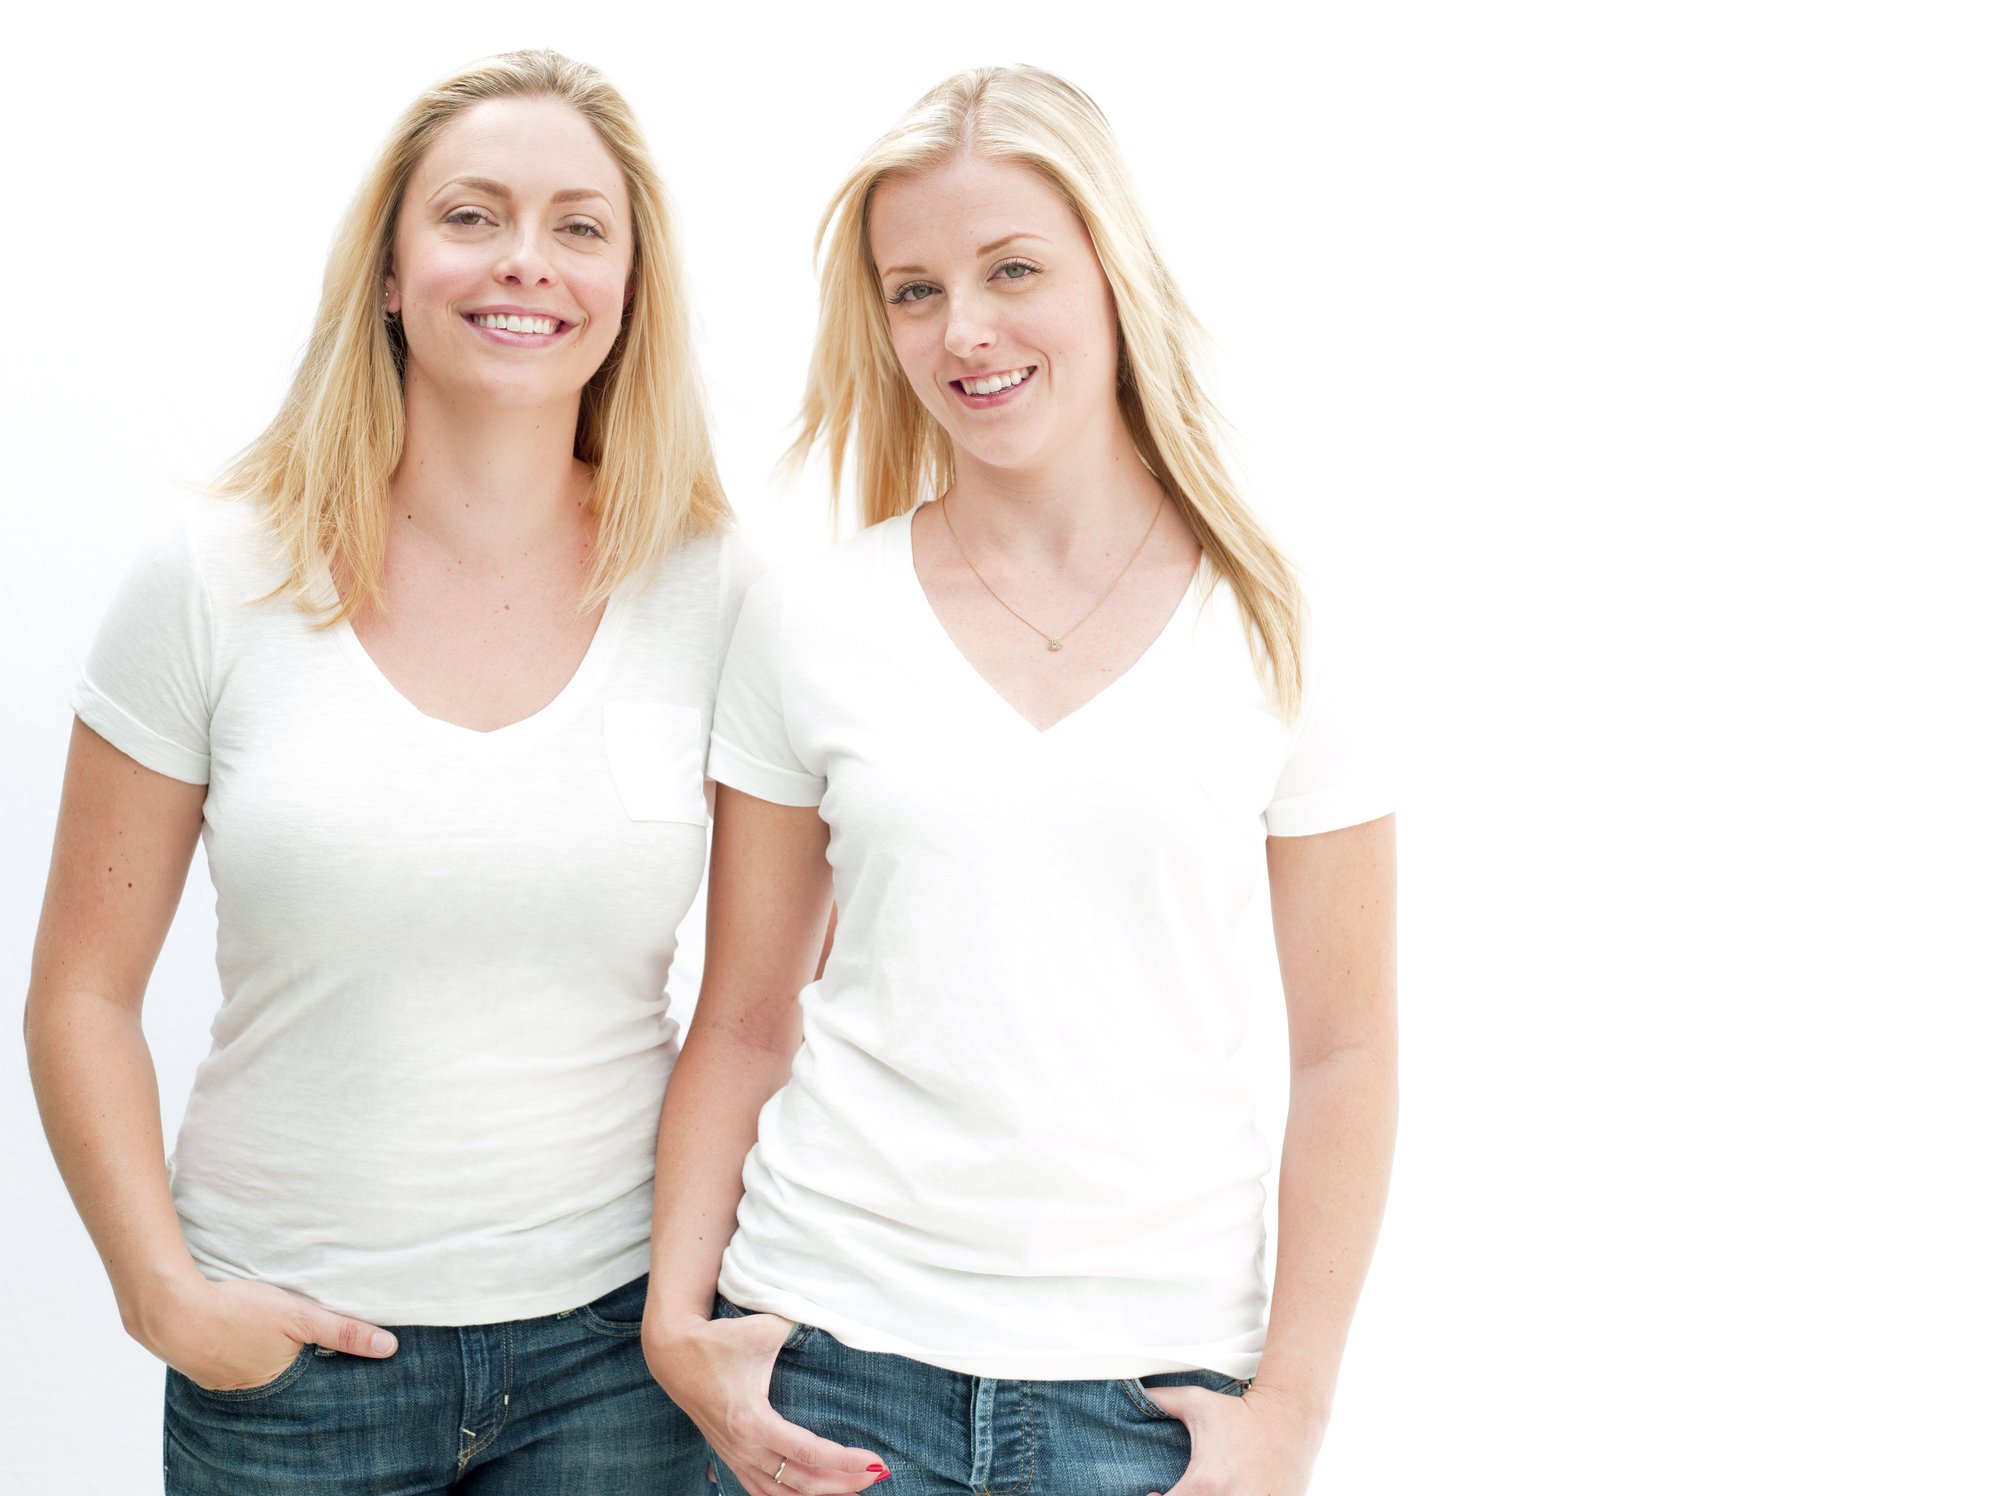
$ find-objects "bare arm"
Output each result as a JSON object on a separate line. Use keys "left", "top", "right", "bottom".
{"left": 24, "top": 720, "right": 394, "bottom": 1388}
{"left": 643, "top": 785, "right": 883, "bottom": 1492}
{"left": 1151, "top": 812, "right": 1398, "bottom": 1496}
{"left": 27, "top": 720, "right": 205, "bottom": 1330}
{"left": 646, "top": 785, "right": 833, "bottom": 1322}
{"left": 1262, "top": 814, "right": 1399, "bottom": 1407}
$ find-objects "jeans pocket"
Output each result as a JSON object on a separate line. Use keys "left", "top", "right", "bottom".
{"left": 178, "top": 1345, "right": 312, "bottom": 1403}
{"left": 577, "top": 1273, "right": 650, "bottom": 1338}
{"left": 712, "top": 1295, "right": 814, "bottom": 1351}
{"left": 1121, "top": 1370, "right": 1251, "bottom": 1420}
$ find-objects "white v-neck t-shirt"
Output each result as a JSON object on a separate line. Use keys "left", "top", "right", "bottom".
{"left": 708, "top": 509, "right": 1388, "bottom": 1379}
{"left": 74, "top": 498, "right": 760, "bottom": 1325}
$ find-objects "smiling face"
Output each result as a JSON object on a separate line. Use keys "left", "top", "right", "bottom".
{"left": 869, "top": 154, "right": 1124, "bottom": 476}
{"left": 385, "top": 96, "right": 631, "bottom": 413}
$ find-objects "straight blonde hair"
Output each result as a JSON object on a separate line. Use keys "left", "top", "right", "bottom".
{"left": 220, "top": 50, "right": 728, "bottom": 621}
{"left": 790, "top": 65, "right": 1305, "bottom": 717}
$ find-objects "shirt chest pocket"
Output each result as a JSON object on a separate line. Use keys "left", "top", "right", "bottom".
{"left": 603, "top": 703, "right": 710, "bottom": 825}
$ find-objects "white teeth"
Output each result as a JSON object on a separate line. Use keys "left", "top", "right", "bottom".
{"left": 474, "top": 313, "right": 558, "bottom": 334}
{"left": 963, "top": 368, "right": 1029, "bottom": 395}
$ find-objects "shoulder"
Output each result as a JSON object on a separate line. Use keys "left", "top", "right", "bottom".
{"left": 105, "top": 495, "right": 284, "bottom": 617}
{"left": 629, "top": 519, "right": 772, "bottom": 591}
{"left": 716, "top": 516, "right": 907, "bottom": 677}
{"left": 173, "top": 494, "right": 294, "bottom": 608}
{"left": 752, "top": 511, "right": 910, "bottom": 611}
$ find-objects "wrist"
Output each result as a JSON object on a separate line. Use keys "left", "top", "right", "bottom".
{"left": 115, "top": 1259, "right": 209, "bottom": 1353}
{"left": 639, "top": 1303, "right": 715, "bottom": 1371}
{"left": 1247, "top": 1365, "right": 1337, "bottom": 1430}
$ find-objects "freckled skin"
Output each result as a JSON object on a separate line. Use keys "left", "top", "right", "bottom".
{"left": 869, "top": 156, "right": 1126, "bottom": 480}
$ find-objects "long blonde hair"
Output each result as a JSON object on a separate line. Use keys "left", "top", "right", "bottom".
{"left": 790, "top": 65, "right": 1305, "bottom": 716}
{"left": 220, "top": 49, "right": 728, "bottom": 621}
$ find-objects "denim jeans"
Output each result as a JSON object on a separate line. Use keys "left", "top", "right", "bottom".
{"left": 163, "top": 1274, "right": 705, "bottom": 1494}
{"left": 710, "top": 1297, "right": 1250, "bottom": 1495}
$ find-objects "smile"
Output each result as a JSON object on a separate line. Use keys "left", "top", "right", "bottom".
{"left": 463, "top": 310, "right": 573, "bottom": 343}
{"left": 953, "top": 366, "right": 1036, "bottom": 403}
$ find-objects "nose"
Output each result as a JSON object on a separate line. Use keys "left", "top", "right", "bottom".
{"left": 493, "top": 222, "right": 556, "bottom": 288}
{"left": 943, "top": 298, "right": 996, "bottom": 361}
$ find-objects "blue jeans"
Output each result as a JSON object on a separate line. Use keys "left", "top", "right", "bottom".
{"left": 710, "top": 1297, "right": 1250, "bottom": 1495}
{"left": 164, "top": 1274, "right": 705, "bottom": 1494}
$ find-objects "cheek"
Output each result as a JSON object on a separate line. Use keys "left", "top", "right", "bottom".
{"left": 574, "top": 257, "right": 629, "bottom": 318}
{"left": 889, "top": 324, "right": 946, "bottom": 407}
{"left": 1067, "top": 294, "right": 1121, "bottom": 374}
{"left": 400, "top": 244, "right": 484, "bottom": 312}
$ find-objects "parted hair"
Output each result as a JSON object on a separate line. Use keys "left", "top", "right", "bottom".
{"left": 789, "top": 64, "right": 1305, "bottom": 717}
{"left": 219, "top": 49, "right": 728, "bottom": 621}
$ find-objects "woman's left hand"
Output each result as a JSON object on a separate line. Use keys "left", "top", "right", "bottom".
{"left": 1144, "top": 1380, "right": 1326, "bottom": 1496}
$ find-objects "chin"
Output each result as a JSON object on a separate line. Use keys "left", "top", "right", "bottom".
{"left": 461, "top": 371, "right": 591, "bottom": 410}
{"left": 954, "top": 430, "right": 1054, "bottom": 473}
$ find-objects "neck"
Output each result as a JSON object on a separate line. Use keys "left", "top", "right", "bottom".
{"left": 944, "top": 417, "right": 1165, "bottom": 569}
{"left": 389, "top": 378, "right": 592, "bottom": 571}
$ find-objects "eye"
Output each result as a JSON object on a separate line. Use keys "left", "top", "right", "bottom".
{"left": 993, "top": 259, "right": 1040, "bottom": 284}
{"left": 888, "top": 282, "right": 940, "bottom": 306}
{"left": 444, "top": 207, "right": 495, "bottom": 227}
{"left": 560, "top": 219, "right": 606, "bottom": 240}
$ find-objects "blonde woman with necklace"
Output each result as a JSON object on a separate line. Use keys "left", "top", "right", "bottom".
{"left": 644, "top": 66, "right": 1397, "bottom": 1495}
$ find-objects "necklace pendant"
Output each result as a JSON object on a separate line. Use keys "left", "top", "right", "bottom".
{"left": 1047, "top": 639, "right": 1063, "bottom": 652}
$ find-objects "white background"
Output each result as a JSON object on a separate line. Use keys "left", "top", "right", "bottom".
{"left": 3, "top": 2, "right": 1999, "bottom": 1491}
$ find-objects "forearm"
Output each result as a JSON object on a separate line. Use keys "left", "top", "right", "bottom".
{"left": 1257, "top": 1041, "right": 1398, "bottom": 1422}
{"left": 648, "top": 1013, "right": 798, "bottom": 1324}
{"left": 25, "top": 982, "right": 202, "bottom": 1339}
{"left": 648, "top": 788, "right": 830, "bottom": 1335}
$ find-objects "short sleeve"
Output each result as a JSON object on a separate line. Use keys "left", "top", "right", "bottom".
{"left": 1265, "top": 624, "right": 1396, "bottom": 837}
{"left": 72, "top": 521, "right": 216, "bottom": 785}
{"left": 707, "top": 568, "right": 825, "bottom": 807}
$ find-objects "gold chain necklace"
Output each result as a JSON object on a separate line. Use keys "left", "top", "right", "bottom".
{"left": 938, "top": 491, "right": 1168, "bottom": 653}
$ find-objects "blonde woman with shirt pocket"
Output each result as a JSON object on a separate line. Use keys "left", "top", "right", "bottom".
{"left": 25, "top": 49, "right": 749, "bottom": 1496}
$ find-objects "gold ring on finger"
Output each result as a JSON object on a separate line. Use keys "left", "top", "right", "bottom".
{"left": 772, "top": 1458, "right": 789, "bottom": 1487}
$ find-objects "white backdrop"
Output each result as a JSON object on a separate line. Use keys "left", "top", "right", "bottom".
{"left": 3, "top": 3, "right": 1999, "bottom": 1492}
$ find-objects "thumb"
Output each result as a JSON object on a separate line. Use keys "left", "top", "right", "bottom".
{"left": 1144, "top": 1385, "right": 1216, "bottom": 1496}
{"left": 298, "top": 1305, "right": 398, "bottom": 1358}
{"left": 1140, "top": 1382, "right": 1211, "bottom": 1425}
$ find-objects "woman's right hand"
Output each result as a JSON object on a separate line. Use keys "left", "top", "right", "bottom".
{"left": 133, "top": 1275, "right": 398, "bottom": 1392}
{"left": 644, "top": 1309, "right": 886, "bottom": 1494}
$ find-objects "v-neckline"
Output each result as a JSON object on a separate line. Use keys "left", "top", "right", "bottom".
{"left": 330, "top": 576, "right": 633, "bottom": 759}
{"left": 897, "top": 508, "right": 1202, "bottom": 737}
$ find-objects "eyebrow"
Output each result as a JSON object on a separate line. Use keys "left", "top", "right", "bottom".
{"left": 879, "top": 232, "right": 1050, "bottom": 281}
{"left": 430, "top": 176, "right": 614, "bottom": 208}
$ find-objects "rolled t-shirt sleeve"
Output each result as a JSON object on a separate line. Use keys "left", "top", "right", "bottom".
{"left": 1265, "top": 625, "right": 1396, "bottom": 838}
{"left": 72, "top": 520, "right": 215, "bottom": 785}
{"left": 707, "top": 569, "right": 825, "bottom": 808}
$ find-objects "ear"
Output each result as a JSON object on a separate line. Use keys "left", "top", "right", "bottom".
{"left": 382, "top": 261, "right": 402, "bottom": 318}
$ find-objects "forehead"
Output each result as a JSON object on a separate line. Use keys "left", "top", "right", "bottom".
{"left": 407, "top": 96, "right": 629, "bottom": 215}
{"left": 868, "top": 155, "right": 1079, "bottom": 262}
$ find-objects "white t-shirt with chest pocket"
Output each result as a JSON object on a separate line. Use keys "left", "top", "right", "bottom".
{"left": 73, "top": 497, "right": 761, "bottom": 1326}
